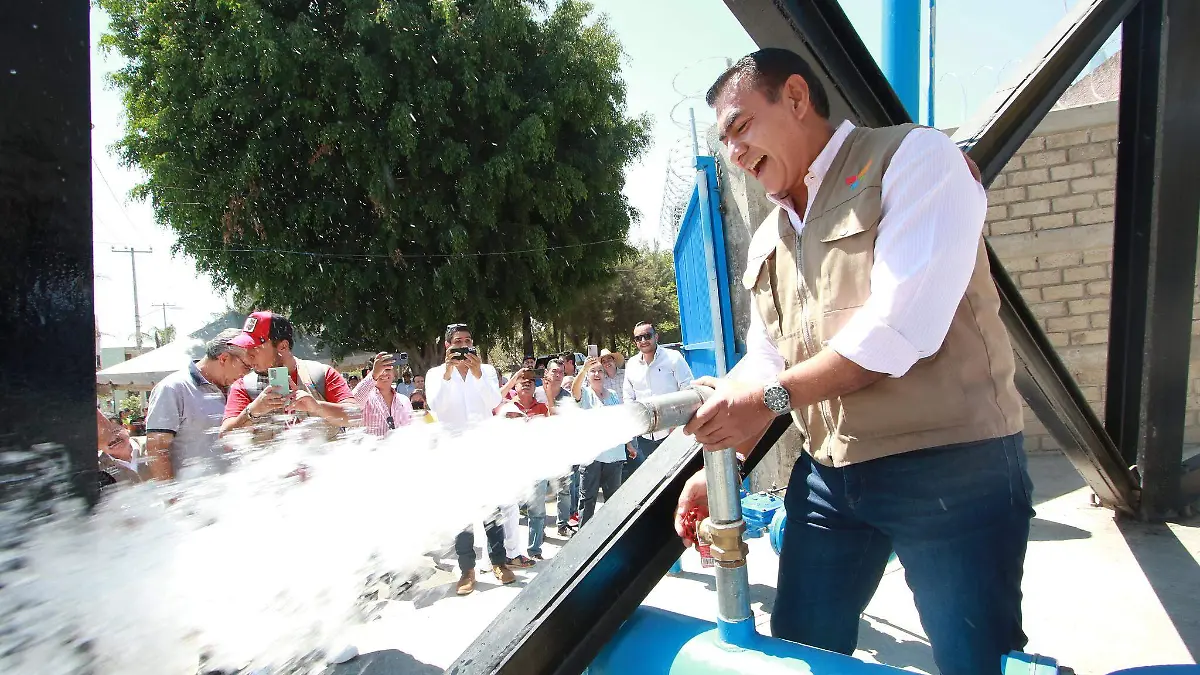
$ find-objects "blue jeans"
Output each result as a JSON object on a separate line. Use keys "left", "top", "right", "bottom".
{"left": 623, "top": 435, "right": 665, "bottom": 482}
{"left": 579, "top": 460, "right": 624, "bottom": 526}
{"left": 556, "top": 467, "right": 579, "bottom": 527}
{"left": 772, "top": 434, "right": 1033, "bottom": 675}
{"left": 527, "top": 480, "right": 548, "bottom": 556}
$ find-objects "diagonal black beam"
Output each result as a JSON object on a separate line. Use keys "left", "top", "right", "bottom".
{"left": 1105, "top": 0, "right": 1200, "bottom": 519}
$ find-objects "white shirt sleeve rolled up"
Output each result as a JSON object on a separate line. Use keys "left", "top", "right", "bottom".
{"left": 827, "top": 127, "right": 987, "bottom": 377}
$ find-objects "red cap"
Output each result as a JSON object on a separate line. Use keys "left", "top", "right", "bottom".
{"left": 230, "top": 311, "right": 273, "bottom": 349}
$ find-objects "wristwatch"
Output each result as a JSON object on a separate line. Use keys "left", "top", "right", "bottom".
{"left": 762, "top": 379, "right": 792, "bottom": 416}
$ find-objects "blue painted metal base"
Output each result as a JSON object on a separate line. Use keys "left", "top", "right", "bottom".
{"left": 589, "top": 607, "right": 911, "bottom": 674}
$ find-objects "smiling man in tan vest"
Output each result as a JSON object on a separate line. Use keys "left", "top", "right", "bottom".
{"left": 676, "top": 49, "right": 1032, "bottom": 674}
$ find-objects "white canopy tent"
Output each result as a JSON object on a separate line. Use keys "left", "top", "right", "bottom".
{"left": 96, "top": 335, "right": 208, "bottom": 390}
{"left": 95, "top": 311, "right": 349, "bottom": 391}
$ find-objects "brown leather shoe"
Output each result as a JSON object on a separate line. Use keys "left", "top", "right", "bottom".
{"left": 456, "top": 569, "right": 476, "bottom": 596}
{"left": 492, "top": 564, "right": 516, "bottom": 585}
{"left": 506, "top": 555, "right": 536, "bottom": 569}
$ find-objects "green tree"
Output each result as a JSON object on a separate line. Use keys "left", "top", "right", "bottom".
{"left": 98, "top": 0, "right": 649, "bottom": 355}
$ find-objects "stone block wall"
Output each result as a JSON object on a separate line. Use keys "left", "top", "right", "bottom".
{"left": 980, "top": 100, "right": 1200, "bottom": 451}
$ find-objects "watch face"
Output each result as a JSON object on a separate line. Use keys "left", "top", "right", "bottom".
{"left": 765, "top": 385, "right": 790, "bottom": 413}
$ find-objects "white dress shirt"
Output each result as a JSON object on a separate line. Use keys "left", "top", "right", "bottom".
{"left": 731, "top": 121, "right": 987, "bottom": 385}
{"left": 622, "top": 346, "right": 694, "bottom": 440}
{"left": 424, "top": 363, "right": 502, "bottom": 433}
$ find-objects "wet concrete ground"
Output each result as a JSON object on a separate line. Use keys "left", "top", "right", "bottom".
{"left": 329, "top": 451, "right": 1200, "bottom": 674}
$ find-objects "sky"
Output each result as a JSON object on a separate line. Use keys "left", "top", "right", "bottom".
{"left": 89, "top": 0, "right": 1120, "bottom": 349}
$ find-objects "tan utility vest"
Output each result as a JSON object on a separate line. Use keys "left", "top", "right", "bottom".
{"left": 743, "top": 124, "right": 1023, "bottom": 467}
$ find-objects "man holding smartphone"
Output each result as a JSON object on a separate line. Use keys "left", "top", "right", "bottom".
{"left": 220, "top": 311, "right": 354, "bottom": 435}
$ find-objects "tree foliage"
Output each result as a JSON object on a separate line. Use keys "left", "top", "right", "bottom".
{"left": 98, "top": 0, "right": 650, "bottom": 355}
{"left": 488, "top": 245, "right": 680, "bottom": 368}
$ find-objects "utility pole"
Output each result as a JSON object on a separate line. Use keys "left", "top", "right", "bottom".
{"left": 151, "top": 302, "right": 180, "bottom": 330}
{"left": 112, "top": 246, "right": 152, "bottom": 349}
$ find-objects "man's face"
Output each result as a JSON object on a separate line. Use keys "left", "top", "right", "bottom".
{"left": 715, "top": 75, "right": 813, "bottom": 197}
{"left": 215, "top": 349, "right": 253, "bottom": 387}
{"left": 601, "top": 355, "right": 616, "bottom": 374}
{"left": 633, "top": 325, "right": 657, "bottom": 354}
{"left": 545, "top": 363, "right": 563, "bottom": 385}
{"left": 523, "top": 357, "right": 536, "bottom": 370}
{"left": 248, "top": 340, "right": 281, "bottom": 373}
{"left": 414, "top": 375, "right": 425, "bottom": 389}
{"left": 447, "top": 330, "right": 473, "bottom": 349}
{"left": 516, "top": 377, "right": 535, "bottom": 396}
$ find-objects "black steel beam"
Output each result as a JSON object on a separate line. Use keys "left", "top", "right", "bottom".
{"left": 1181, "top": 454, "right": 1200, "bottom": 508}
{"left": 1105, "top": 0, "right": 1200, "bottom": 520}
{"left": 448, "top": 417, "right": 793, "bottom": 675}
{"left": 0, "top": 1, "right": 99, "bottom": 503}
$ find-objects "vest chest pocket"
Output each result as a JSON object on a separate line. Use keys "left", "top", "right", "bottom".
{"left": 813, "top": 188, "right": 882, "bottom": 312}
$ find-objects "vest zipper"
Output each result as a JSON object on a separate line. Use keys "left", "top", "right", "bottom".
{"left": 796, "top": 232, "right": 837, "bottom": 462}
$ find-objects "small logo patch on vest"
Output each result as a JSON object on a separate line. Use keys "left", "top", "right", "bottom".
{"left": 844, "top": 159, "right": 872, "bottom": 190}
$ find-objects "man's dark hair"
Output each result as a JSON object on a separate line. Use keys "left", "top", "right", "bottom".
{"left": 546, "top": 357, "right": 564, "bottom": 369}
{"left": 445, "top": 322, "right": 470, "bottom": 343}
{"left": 266, "top": 312, "right": 295, "bottom": 349}
{"left": 705, "top": 48, "right": 830, "bottom": 119}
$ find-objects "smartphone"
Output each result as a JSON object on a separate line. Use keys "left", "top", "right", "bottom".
{"left": 529, "top": 368, "right": 545, "bottom": 379}
{"left": 587, "top": 344, "right": 599, "bottom": 358}
{"left": 450, "top": 346, "right": 478, "bottom": 360}
{"left": 267, "top": 366, "right": 290, "bottom": 395}
{"left": 396, "top": 352, "right": 409, "bottom": 365}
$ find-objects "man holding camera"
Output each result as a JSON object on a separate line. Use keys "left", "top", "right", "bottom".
{"left": 425, "top": 323, "right": 519, "bottom": 593}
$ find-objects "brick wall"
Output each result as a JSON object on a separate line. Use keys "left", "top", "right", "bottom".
{"left": 982, "top": 100, "right": 1200, "bottom": 451}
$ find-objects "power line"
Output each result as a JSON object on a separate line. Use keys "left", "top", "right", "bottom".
{"left": 192, "top": 238, "right": 626, "bottom": 260}
{"left": 93, "top": 158, "right": 152, "bottom": 240}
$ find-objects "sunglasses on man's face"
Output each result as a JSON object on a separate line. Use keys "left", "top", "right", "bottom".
{"left": 633, "top": 333, "right": 655, "bottom": 342}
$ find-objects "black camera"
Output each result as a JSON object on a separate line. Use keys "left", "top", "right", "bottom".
{"left": 450, "top": 346, "right": 478, "bottom": 360}
{"left": 397, "top": 352, "right": 409, "bottom": 365}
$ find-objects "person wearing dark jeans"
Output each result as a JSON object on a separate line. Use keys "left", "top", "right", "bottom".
{"left": 677, "top": 48, "right": 1029, "bottom": 675}
{"left": 572, "top": 356, "right": 636, "bottom": 527}
{"left": 555, "top": 468, "right": 580, "bottom": 537}
{"left": 578, "top": 459, "right": 623, "bottom": 525}
{"left": 771, "top": 435, "right": 1033, "bottom": 673}
{"left": 455, "top": 514, "right": 513, "bottom": 595}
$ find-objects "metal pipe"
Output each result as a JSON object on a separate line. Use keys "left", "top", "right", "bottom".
{"left": 625, "top": 386, "right": 711, "bottom": 436}
{"left": 882, "top": 0, "right": 922, "bottom": 118}
{"left": 624, "top": 386, "right": 754, "bottom": 644}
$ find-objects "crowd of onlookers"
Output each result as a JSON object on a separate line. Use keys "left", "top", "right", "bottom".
{"left": 96, "top": 310, "right": 694, "bottom": 596}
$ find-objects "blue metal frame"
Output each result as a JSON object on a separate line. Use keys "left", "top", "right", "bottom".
{"left": 673, "top": 156, "right": 739, "bottom": 378}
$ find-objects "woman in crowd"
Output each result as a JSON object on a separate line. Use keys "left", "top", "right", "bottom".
{"left": 600, "top": 349, "right": 625, "bottom": 402}
{"left": 571, "top": 357, "right": 635, "bottom": 526}
{"left": 352, "top": 352, "right": 414, "bottom": 436}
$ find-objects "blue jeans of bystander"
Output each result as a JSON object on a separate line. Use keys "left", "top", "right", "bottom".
{"left": 527, "top": 479, "right": 548, "bottom": 556}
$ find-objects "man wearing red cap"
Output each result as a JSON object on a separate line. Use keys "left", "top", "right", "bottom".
{"left": 220, "top": 311, "right": 355, "bottom": 434}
